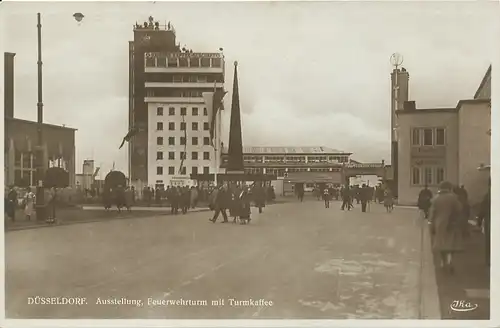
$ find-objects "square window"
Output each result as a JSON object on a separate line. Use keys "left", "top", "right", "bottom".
{"left": 168, "top": 166, "right": 175, "bottom": 175}
{"left": 181, "top": 122, "right": 186, "bottom": 130}
{"left": 192, "top": 137, "right": 198, "bottom": 145}
{"left": 412, "top": 167, "right": 420, "bottom": 185}
{"left": 436, "top": 128, "right": 445, "bottom": 146}
{"left": 201, "top": 58, "right": 210, "bottom": 68}
{"left": 212, "top": 58, "right": 221, "bottom": 68}
{"left": 203, "top": 166, "right": 210, "bottom": 174}
{"left": 157, "top": 56, "right": 166, "bottom": 67}
{"left": 411, "top": 129, "right": 420, "bottom": 146}
{"left": 169, "top": 122, "right": 175, "bottom": 131}
{"left": 169, "top": 107, "right": 175, "bottom": 116}
{"left": 157, "top": 137, "right": 163, "bottom": 145}
{"left": 190, "top": 58, "right": 200, "bottom": 67}
{"left": 180, "top": 137, "right": 186, "bottom": 145}
{"left": 157, "top": 107, "right": 163, "bottom": 116}
{"left": 203, "top": 137, "right": 210, "bottom": 146}
{"left": 181, "top": 107, "right": 187, "bottom": 116}
{"left": 179, "top": 58, "right": 188, "bottom": 67}
{"left": 156, "top": 151, "right": 163, "bottom": 160}
{"left": 157, "top": 122, "right": 163, "bottom": 131}
{"left": 204, "top": 122, "right": 209, "bottom": 131}
{"left": 168, "top": 58, "right": 178, "bottom": 68}
{"left": 192, "top": 122, "right": 198, "bottom": 131}
{"left": 192, "top": 107, "right": 199, "bottom": 116}
{"left": 192, "top": 151, "right": 198, "bottom": 160}
{"left": 168, "top": 137, "right": 175, "bottom": 145}
{"left": 423, "top": 129, "right": 433, "bottom": 146}
{"left": 203, "top": 107, "right": 208, "bottom": 116}
{"left": 157, "top": 166, "right": 163, "bottom": 175}
{"left": 192, "top": 167, "right": 198, "bottom": 174}
{"left": 168, "top": 151, "right": 175, "bottom": 160}
{"left": 203, "top": 152, "right": 210, "bottom": 160}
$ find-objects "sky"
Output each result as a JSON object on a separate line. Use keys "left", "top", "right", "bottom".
{"left": 0, "top": 1, "right": 497, "bottom": 175}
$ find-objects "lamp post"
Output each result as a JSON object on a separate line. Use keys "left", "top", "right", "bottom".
{"left": 35, "top": 12, "right": 46, "bottom": 221}
{"left": 390, "top": 52, "right": 403, "bottom": 198}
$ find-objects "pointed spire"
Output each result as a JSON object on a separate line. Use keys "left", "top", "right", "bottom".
{"left": 227, "top": 61, "right": 244, "bottom": 172}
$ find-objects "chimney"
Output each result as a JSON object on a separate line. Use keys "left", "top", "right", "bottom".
{"left": 403, "top": 101, "right": 416, "bottom": 111}
{"left": 4, "top": 52, "right": 15, "bottom": 118}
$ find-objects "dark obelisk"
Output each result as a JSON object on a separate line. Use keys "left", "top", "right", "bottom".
{"left": 226, "top": 61, "right": 244, "bottom": 173}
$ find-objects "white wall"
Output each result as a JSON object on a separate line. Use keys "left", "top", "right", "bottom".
{"left": 458, "top": 101, "right": 491, "bottom": 205}
{"left": 397, "top": 111, "right": 459, "bottom": 205}
{"left": 147, "top": 102, "right": 219, "bottom": 187}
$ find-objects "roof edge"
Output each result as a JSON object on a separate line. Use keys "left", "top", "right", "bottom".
{"left": 473, "top": 64, "right": 492, "bottom": 99}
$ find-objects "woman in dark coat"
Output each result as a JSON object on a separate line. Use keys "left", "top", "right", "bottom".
{"left": 238, "top": 186, "right": 252, "bottom": 224}
{"left": 429, "top": 181, "right": 465, "bottom": 274}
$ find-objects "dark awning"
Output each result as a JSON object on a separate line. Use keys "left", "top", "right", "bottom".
{"left": 190, "top": 173, "right": 277, "bottom": 182}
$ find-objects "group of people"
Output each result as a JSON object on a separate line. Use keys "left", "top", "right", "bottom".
{"left": 338, "top": 185, "right": 394, "bottom": 212}
{"left": 209, "top": 183, "right": 267, "bottom": 224}
{"left": 4, "top": 186, "right": 58, "bottom": 223}
{"left": 419, "top": 181, "right": 490, "bottom": 274}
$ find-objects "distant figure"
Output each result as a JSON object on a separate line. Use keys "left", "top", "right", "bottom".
{"left": 190, "top": 186, "right": 198, "bottom": 209}
{"left": 429, "top": 181, "right": 465, "bottom": 275}
{"left": 418, "top": 185, "right": 433, "bottom": 219}
{"left": 360, "top": 184, "right": 370, "bottom": 212}
{"left": 323, "top": 187, "right": 331, "bottom": 208}
{"left": 253, "top": 183, "right": 266, "bottom": 214}
{"left": 384, "top": 189, "right": 394, "bottom": 212}
{"left": 124, "top": 187, "right": 133, "bottom": 212}
{"left": 340, "top": 186, "right": 351, "bottom": 211}
{"left": 238, "top": 186, "right": 252, "bottom": 224}
{"left": 476, "top": 181, "right": 490, "bottom": 266}
{"left": 210, "top": 186, "right": 230, "bottom": 223}
{"left": 24, "top": 187, "right": 35, "bottom": 221}
{"left": 7, "top": 187, "right": 18, "bottom": 221}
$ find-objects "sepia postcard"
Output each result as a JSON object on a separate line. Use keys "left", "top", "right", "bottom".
{"left": 1, "top": 0, "right": 497, "bottom": 327}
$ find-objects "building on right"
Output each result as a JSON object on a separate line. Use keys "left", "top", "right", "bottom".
{"left": 395, "top": 65, "right": 491, "bottom": 205}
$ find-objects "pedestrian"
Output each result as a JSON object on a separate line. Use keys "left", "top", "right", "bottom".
{"left": 253, "top": 182, "right": 266, "bottom": 214}
{"left": 181, "top": 186, "right": 190, "bottom": 214}
{"left": 210, "top": 185, "right": 230, "bottom": 223}
{"left": 360, "top": 184, "right": 370, "bottom": 212}
{"left": 190, "top": 186, "right": 198, "bottom": 209}
{"left": 429, "top": 181, "right": 466, "bottom": 274}
{"left": 7, "top": 187, "right": 18, "bottom": 221}
{"left": 24, "top": 187, "right": 35, "bottom": 220}
{"left": 238, "top": 186, "right": 252, "bottom": 224}
{"left": 340, "top": 186, "right": 351, "bottom": 211}
{"left": 323, "top": 187, "right": 331, "bottom": 208}
{"left": 476, "top": 180, "right": 490, "bottom": 266}
{"left": 383, "top": 189, "right": 394, "bottom": 212}
{"left": 417, "top": 185, "right": 433, "bottom": 219}
{"left": 124, "top": 186, "right": 133, "bottom": 212}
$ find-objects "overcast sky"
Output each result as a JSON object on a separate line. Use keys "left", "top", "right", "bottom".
{"left": 1, "top": 1, "right": 497, "bottom": 175}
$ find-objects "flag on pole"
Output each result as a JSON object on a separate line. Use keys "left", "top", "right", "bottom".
{"left": 178, "top": 115, "right": 187, "bottom": 174}
{"left": 203, "top": 83, "right": 227, "bottom": 148}
{"left": 119, "top": 127, "right": 139, "bottom": 149}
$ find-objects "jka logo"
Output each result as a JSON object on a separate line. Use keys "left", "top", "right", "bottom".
{"left": 450, "top": 300, "right": 478, "bottom": 312}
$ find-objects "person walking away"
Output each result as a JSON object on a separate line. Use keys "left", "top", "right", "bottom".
{"left": 418, "top": 185, "right": 433, "bottom": 219}
{"left": 340, "top": 186, "right": 351, "bottom": 211}
{"left": 453, "top": 186, "right": 470, "bottom": 238}
{"left": 24, "top": 187, "right": 35, "bottom": 220}
{"left": 323, "top": 187, "right": 331, "bottom": 208}
{"left": 7, "top": 187, "right": 18, "bottom": 221}
{"left": 181, "top": 186, "right": 190, "bottom": 214}
{"left": 239, "top": 186, "right": 252, "bottom": 224}
{"left": 229, "top": 184, "right": 242, "bottom": 222}
{"left": 384, "top": 189, "right": 394, "bottom": 212}
{"left": 210, "top": 185, "right": 230, "bottom": 223}
{"left": 46, "top": 187, "right": 57, "bottom": 224}
{"left": 253, "top": 183, "right": 266, "bottom": 214}
{"left": 103, "top": 187, "right": 112, "bottom": 210}
{"left": 429, "top": 181, "right": 465, "bottom": 274}
{"left": 190, "top": 186, "right": 198, "bottom": 209}
{"left": 298, "top": 187, "right": 305, "bottom": 202}
{"left": 208, "top": 187, "right": 219, "bottom": 211}
{"left": 360, "top": 184, "right": 370, "bottom": 212}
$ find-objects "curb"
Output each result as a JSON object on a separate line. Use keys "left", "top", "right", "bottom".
{"left": 419, "top": 219, "right": 442, "bottom": 319}
{"left": 5, "top": 208, "right": 211, "bottom": 232}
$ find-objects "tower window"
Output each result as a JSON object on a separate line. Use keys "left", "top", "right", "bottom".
{"left": 436, "top": 128, "right": 445, "bottom": 146}
{"left": 181, "top": 107, "right": 187, "bottom": 116}
{"left": 169, "top": 107, "right": 175, "bottom": 115}
{"left": 192, "top": 107, "right": 199, "bottom": 116}
{"left": 192, "top": 151, "right": 198, "bottom": 160}
{"left": 203, "top": 108, "right": 208, "bottom": 116}
{"left": 156, "top": 152, "right": 163, "bottom": 160}
{"left": 157, "top": 166, "right": 163, "bottom": 175}
{"left": 203, "top": 152, "right": 210, "bottom": 160}
{"left": 157, "top": 122, "right": 163, "bottom": 131}
{"left": 192, "top": 122, "right": 198, "bottom": 131}
{"left": 168, "top": 137, "right": 175, "bottom": 145}
{"left": 168, "top": 166, "right": 175, "bottom": 175}
{"left": 203, "top": 137, "right": 210, "bottom": 146}
{"left": 204, "top": 122, "right": 209, "bottom": 131}
{"left": 157, "top": 137, "right": 163, "bottom": 145}
{"left": 168, "top": 151, "right": 175, "bottom": 160}
{"left": 192, "top": 137, "right": 198, "bottom": 145}
{"left": 169, "top": 122, "right": 175, "bottom": 131}
{"left": 157, "top": 107, "right": 163, "bottom": 116}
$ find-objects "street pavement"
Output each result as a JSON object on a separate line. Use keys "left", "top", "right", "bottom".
{"left": 5, "top": 200, "right": 437, "bottom": 319}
